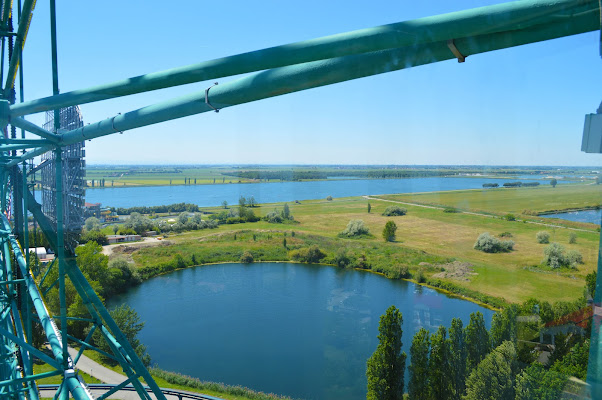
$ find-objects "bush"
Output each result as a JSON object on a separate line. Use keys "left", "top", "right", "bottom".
{"left": 382, "top": 221, "right": 397, "bottom": 242}
{"left": 239, "top": 251, "right": 254, "bottom": 263}
{"left": 79, "top": 230, "right": 108, "bottom": 245}
{"left": 382, "top": 206, "right": 407, "bottom": 216}
{"left": 263, "top": 210, "right": 283, "bottom": 223}
{"left": 482, "top": 183, "right": 499, "bottom": 188}
{"left": 326, "top": 196, "right": 333, "bottom": 201}
{"left": 542, "top": 243, "right": 582, "bottom": 269}
{"left": 474, "top": 232, "right": 514, "bottom": 253}
{"left": 499, "top": 232, "right": 513, "bottom": 238}
{"left": 339, "top": 220, "right": 370, "bottom": 237}
{"left": 568, "top": 232, "right": 577, "bottom": 244}
{"left": 536, "top": 231, "right": 550, "bottom": 244}
{"left": 332, "top": 249, "right": 352, "bottom": 268}
{"left": 504, "top": 214, "right": 517, "bottom": 221}
{"left": 289, "top": 245, "right": 326, "bottom": 263}
{"left": 443, "top": 207, "right": 459, "bottom": 213}
{"left": 415, "top": 268, "right": 426, "bottom": 283}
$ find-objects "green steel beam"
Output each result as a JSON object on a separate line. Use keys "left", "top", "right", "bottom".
{"left": 3, "top": 0, "right": 34, "bottom": 95}
{"left": 0, "top": 143, "right": 50, "bottom": 151}
{"left": 9, "top": 0, "right": 598, "bottom": 117}
{"left": 41, "top": 9, "right": 597, "bottom": 149}
{"left": 9, "top": 117, "right": 60, "bottom": 142}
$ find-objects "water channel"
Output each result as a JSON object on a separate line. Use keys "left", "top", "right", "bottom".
{"left": 108, "top": 262, "right": 494, "bottom": 400}
{"left": 86, "top": 176, "right": 550, "bottom": 208}
{"left": 540, "top": 209, "right": 602, "bottom": 224}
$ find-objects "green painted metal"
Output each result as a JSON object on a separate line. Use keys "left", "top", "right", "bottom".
{"left": 3, "top": 0, "right": 34, "bottom": 96}
{"left": 10, "top": 117, "right": 60, "bottom": 141}
{"left": 9, "top": 0, "right": 598, "bottom": 118}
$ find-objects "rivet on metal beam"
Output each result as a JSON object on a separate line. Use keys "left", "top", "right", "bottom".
{"left": 447, "top": 39, "right": 466, "bottom": 63}
{"left": 205, "top": 82, "right": 220, "bottom": 113}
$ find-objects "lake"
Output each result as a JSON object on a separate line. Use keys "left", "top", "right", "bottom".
{"left": 108, "top": 262, "right": 494, "bottom": 400}
{"left": 85, "top": 177, "right": 549, "bottom": 208}
{"left": 540, "top": 209, "right": 602, "bottom": 224}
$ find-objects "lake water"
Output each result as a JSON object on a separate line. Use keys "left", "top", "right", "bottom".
{"left": 85, "top": 177, "right": 548, "bottom": 208}
{"left": 540, "top": 209, "right": 602, "bottom": 224}
{"left": 108, "top": 262, "right": 494, "bottom": 400}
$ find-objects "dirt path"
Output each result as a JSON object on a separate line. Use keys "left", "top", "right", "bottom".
{"left": 363, "top": 195, "right": 596, "bottom": 233}
{"left": 102, "top": 237, "right": 169, "bottom": 257}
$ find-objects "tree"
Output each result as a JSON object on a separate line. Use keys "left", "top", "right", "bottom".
{"left": 382, "top": 221, "right": 397, "bottom": 242}
{"left": 248, "top": 196, "right": 257, "bottom": 207}
{"left": 367, "top": 202, "right": 371, "bottom": 213}
{"left": 515, "top": 363, "right": 568, "bottom": 400}
{"left": 112, "top": 225, "right": 119, "bottom": 235}
{"left": 550, "top": 178, "right": 557, "bottom": 188}
{"left": 429, "top": 326, "right": 452, "bottom": 400}
{"left": 490, "top": 305, "right": 518, "bottom": 349}
{"left": 448, "top": 318, "right": 467, "bottom": 400}
{"left": 465, "top": 311, "right": 490, "bottom": 372}
{"left": 282, "top": 203, "right": 291, "bottom": 220}
{"left": 79, "top": 230, "right": 108, "bottom": 246}
{"left": 382, "top": 206, "right": 407, "bottom": 216}
{"left": 91, "top": 304, "right": 151, "bottom": 366}
{"left": 84, "top": 217, "right": 101, "bottom": 231}
{"left": 178, "top": 211, "right": 189, "bottom": 225}
{"left": 464, "top": 341, "right": 517, "bottom": 400}
{"left": 366, "top": 305, "right": 406, "bottom": 400}
{"left": 340, "top": 220, "right": 370, "bottom": 237}
{"left": 221, "top": 200, "right": 228, "bottom": 209}
{"left": 536, "top": 231, "right": 550, "bottom": 244}
{"left": 596, "top": 176, "right": 601, "bottom": 185}
{"left": 124, "top": 212, "right": 153, "bottom": 234}
{"left": 569, "top": 232, "right": 577, "bottom": 244}
{"left": 586, "top": 270, "right": 597, "bottom": 298}
{"left": 408, "top": 328, "right": 430, "bottom": 400}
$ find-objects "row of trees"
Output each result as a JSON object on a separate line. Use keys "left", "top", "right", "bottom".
{"left": 112, "top": 203, "right": 199, "bottom": 215}
{"left": 368, "top": 301, "right": 589, "bottom": 400}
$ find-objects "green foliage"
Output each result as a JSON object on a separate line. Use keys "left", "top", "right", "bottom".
{"left": 586, "top": 270, "right": 597, "bottom": 298}
{"left": 79, "top": 230, "right": 108, "bottom": 246}
{"left": 332, "top": 248, "right": 352, "bottom": 268}
{"left": 382, "top": 206, "right": 407, "bottom": 216}
{"left": 113, "top": 202, "right": 199, "bottom": 215}
{"left": 124, "top": 212, "right": 154, "bottom": 234}
{"left": 91, "top": 304, "right": 150, "bottom": 366}
{"left": 149, "top": 367, "right": 293, "bottom": 400}
{"left": 465, "top": 312, "right": 490, "bottom": 373}
{"left": 536, "top": 231, "right": 550, "bottom": 244}
{"left": 429, "top": 326, "right": 453, "bottom": 400}
{"left": 542, "top": 243, "right": 583, "bottom": 269}
{"left": 473, "top": 232, "right": 514, "bottom": 253}
{"left": 408, "top": 328, "right": 430, "bottom": 400}
{"left": 489, "top": 305, "right": 518, "bottom": 349}
{"left": 339, "top": 220, "right": 370, "bottom": 237}
{"left": 288, "top": 245, "right": 326, "bottom": 263}
{"left": 414, "top": 267, "right": 426, "bottom": 283}
{"left": 84, "top": 217, "right": 101, "bottom": 231}
{"left": 239, "top": 251, "right": 254, "bottom": 263}
{"left": 498, "top": 232, "right": 513, "bottom": 238}
{"left": 443, "top": 206, "right": 460, "bottom": 213}
{"left": 448, "top": 318, "right": 467, "bottom": 400}
{"left": 367, "top": 202, "right": 371, "bottom": 213}
{"left": 464, "top": 341, "right": 517, "bottom": 400}
{"left": 326, "top": 195, "right": 333, "bottom": 201}
{"left": 382, "top": 221, "right": 397, "bottom": 242}
{"left": 514, "top": 363, "right": 568, "bottom": 400}
{"left": 222, "top": 200, "right": 228, "bottom": 209}
{"left": 264, "top": 210, "right": 284, "bottom": 223}
{"left": 550, "top": 339, "right": 590, "bottom": 380}
{"left": 503, "top": 214, "right": 516, "bottom": 221}
{"left": 550, "top": 178, "right": 557, "bottom": 188}
{"left": 366, "top": 305, "right": 406, "bottom": 400}
{"left": 568, "top": 232, "right": 577, "bottom": 244}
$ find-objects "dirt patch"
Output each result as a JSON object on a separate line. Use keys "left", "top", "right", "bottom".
{"left": 102, "top": 237, "right": 171, "bottom": 257}
{"left": 430, "top": 261, "right": 477, "bottom": 282}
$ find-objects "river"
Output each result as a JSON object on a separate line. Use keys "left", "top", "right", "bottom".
{"left": 540, "top": 209, "right": 602, "bottom": 224}
{"left": 108, "top": 262, "right": 494, "bottom": 400}
{"left": 85, "top": 177, "right": 550, "bottom": 208}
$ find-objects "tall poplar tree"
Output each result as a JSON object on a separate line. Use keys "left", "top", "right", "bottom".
{"left": 366, "top": 305, "right": 406, "bottom": 400}
{"left": 408, "top": 328, "right": 430, "bottom": 400}
{"left": 448, "top": 318, "right": 467, "bottom": 400}
{"left": 464, "top": 341, "right": 518, "bottom": 400}
{"left": 429, "top": 326, "right": 453, "bottom": 400}
{"left": 465, "top": 311, "right": 490, "bottom": 372}
{"left": 490, "top": 305, "right": 518, "bottom": 349}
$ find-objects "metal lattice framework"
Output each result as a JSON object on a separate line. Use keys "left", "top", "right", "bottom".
{"left": 0, "top": 1, "right": 600, "bottom": 400}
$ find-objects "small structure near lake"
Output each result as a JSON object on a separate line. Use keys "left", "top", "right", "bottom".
{"left": 107, "top": 234, "right": 142, "bottom": 244}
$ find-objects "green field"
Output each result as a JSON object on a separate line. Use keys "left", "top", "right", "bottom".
{"left": 376, "top": 184, "right": 602, "bottom": 216}
{"left": 120, "top": 185, "right": 600, "bottom": 305}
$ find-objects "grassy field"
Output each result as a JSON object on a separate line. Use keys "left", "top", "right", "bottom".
{"left": 123, "top": 186, "right": 600, "bottom": 305}
{"left": 376, "top": 184, "right": 602, "bottom": 216}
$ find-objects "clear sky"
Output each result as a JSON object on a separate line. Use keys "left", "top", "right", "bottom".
{"left": 20, "top": 0, "right": 602, "bottom": 166}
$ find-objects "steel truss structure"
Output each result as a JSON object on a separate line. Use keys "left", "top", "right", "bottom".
{"left": 0, "top": 0, "right": 600, "bottom": 399}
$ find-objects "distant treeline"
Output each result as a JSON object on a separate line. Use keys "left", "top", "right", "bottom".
{"left": 111, "top": 202, "right": 199, "bottom": 215}
{"left": 483, "top": 182, "right": 540, "bottom": 188}
{"left": 228, "top": 169, "right": 452, "bottom": 181}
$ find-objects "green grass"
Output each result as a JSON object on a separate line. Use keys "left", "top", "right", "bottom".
{"left": 376, "top": 184, "right": 602, "bottom": 216}
{"left": 124, "top": 191, "right": 600, "bottom": 305}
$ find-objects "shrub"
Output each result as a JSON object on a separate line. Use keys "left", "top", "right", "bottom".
{"left": 382, "top": 206, "right": 407, "bottom": 216}
{"left": 289, "top": 245, "right": 326, "bottom": 263}
{"left": 339, "top": 220, "right": 370, "bottom": 237}
{"left": 568, "top": 232, "right": 577, "bottom": 244}
{"left": 474, "top": 232, "right": 514, "bottom": 253}
{"left": 382, "top": 221, "right": 397, "bottom": 242}
{"left": 482, "top": 183, "right": 499, "bottom": 188}
{"left": 326, "top": 196, "right": 333, "bottom": 201}
{"left": 542, "top": 243, "right": 582, "bottom": 269}
{"left": 415, "top": 268, "right": 426, "bottom": 283}
{"left": 499, "top": 232, "right": 513, "bottom": 238}
{"left": 504, "top": 214, "right": 516, "bottom": 221}
{"left": 536, "top": 231, "right": 550, "bottom": 244}
{"left": 79, "top": 230, "right": 108, "bottom": 245}
{"left": 443, "top": 207, "right": 459, "bottom": 213}
{"left": 263, "top": 210, "right": 283, "bottom": 223}
{"left": 239, "top": 251, "right": 254, "bottom": 263}
{"left": 332, "top": 249, "right": 352, "bottom": 268}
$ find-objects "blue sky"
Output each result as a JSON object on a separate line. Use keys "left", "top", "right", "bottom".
{"left": 20, "top": 0, "right": 602, "bottom": 166}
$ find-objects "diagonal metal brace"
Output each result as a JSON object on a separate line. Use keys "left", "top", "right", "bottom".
{"left": 447, "top": 39, "right": 466, "bottom": 63}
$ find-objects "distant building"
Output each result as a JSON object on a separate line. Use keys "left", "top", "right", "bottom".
{"left": 107, "top": 234, "right": 141, "bottom": 244}
{"left": 28, "top": 247, "right": 55, "bottom": 264}
{"left": 84, "top": 202, "right": 101, "bottom": 219}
